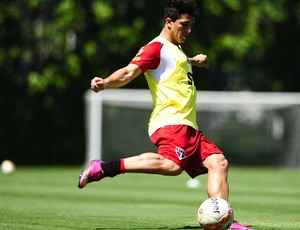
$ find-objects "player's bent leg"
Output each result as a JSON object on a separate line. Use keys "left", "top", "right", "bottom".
{"left": 78, "top": 152, "right": 182, "bottom": 189}
{"left": 203, "top": 153, "right": 229, "bottom": 200}
{"left": 124, "top": 152, "right": 183, "bottom": 176}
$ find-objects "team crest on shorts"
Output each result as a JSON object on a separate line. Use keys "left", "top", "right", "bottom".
{"left": 175, "top": 146, "right": 186, "bottom": 160}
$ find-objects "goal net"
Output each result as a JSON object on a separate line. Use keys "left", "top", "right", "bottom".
{"left": 84, "top": 89, "right": 300, "bottom": 168}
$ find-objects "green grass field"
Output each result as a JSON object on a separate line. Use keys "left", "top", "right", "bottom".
{"left": 0, "top": 166, "right": 299, "bottom": 229}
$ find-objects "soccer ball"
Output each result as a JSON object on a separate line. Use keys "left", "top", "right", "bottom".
{"left": 1, "top": 160, "right": 15, "bottom": 174}
{"left": 198, "top": 197, "right": 234, "bottom": 230}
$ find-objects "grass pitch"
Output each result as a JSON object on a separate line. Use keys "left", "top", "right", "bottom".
{"left": 0, "top": 166, "right": 299, "bottom": 229}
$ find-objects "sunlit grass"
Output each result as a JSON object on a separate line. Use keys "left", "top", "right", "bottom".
{"left": 0, "top": 167, "right": 299, "bottom": 229}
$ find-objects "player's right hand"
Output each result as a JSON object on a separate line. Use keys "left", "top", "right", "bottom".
{"left": 91, "top": 77, "right": 106, "bottom": 92}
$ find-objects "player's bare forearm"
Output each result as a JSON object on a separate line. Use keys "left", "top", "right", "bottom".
{"left": 103, "top": 68, "right": 134, "bottom": 88}
{"left": 189, "top": 54, "right": 209, "bottom": 69}
{"left": 90, "top": 64, "right": 142, "bottom": 93}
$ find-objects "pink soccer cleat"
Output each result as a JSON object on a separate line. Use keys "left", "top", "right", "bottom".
{"left": 228, "top": 220, "right": 252, "bottom": 230}
{"left": 78, "top": 160, "right": 105, "bottom": 189}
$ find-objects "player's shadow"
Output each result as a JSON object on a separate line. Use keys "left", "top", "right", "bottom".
{"left": 95, "top": 226, "right": 200, "bottom": 229}
{"left": 96, "top": 224, "right": 255, "bottom": 229}
{"left": 170, "top": 226, "right": 201, "bottom": 229}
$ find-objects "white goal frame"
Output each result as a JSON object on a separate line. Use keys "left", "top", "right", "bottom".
{"left": 84, "top": 89, "right": 300, "bottom": 167}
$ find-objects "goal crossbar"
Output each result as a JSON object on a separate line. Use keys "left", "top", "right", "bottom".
{"left": 84, "top": 89, "right": 300, "bottom": 167}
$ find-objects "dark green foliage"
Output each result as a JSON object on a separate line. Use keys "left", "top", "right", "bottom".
{"left": 0, "top": 0, "right": 299, "bottom": 164}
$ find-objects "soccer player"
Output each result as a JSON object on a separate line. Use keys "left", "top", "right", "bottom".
{"left": 78, "top": 0, "right": 251, "bottom": 229}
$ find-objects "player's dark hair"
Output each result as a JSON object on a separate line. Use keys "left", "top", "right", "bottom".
{"left": 164, "top": 0, "right": 199, "bottom": 21}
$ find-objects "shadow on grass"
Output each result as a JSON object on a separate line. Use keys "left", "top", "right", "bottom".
{"left": 96, "top": 224, "right": 257, "bottom": 229}
{"left": 96, "top": 226, "right": 200, "bottom": 229}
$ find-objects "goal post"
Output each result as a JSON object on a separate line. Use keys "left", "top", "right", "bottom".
{"left": 84, "top": 89, "right": 300, "bottom": 168}
{"left": 84, "top": 89, "right": 153, "bottom": 166}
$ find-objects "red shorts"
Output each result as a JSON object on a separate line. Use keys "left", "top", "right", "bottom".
{"left": 150, "top": 125, "right": 223, "bottom": 178}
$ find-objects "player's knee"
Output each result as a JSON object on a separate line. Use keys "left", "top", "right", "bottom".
{"left": 163, "top": 158, "right": 183, "bottom": 176}
{"left": 204, "top": 154, "right": 228, "bottom": 172}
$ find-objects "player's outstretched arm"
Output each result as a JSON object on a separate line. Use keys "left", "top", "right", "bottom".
{"left": 91, "top": 64, "right": 142, "bottom": 93}
{"left": 188, "top": 54, "right": 209, "bottom": 69}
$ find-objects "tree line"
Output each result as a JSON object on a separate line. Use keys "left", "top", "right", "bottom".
{"left": 0, "top": 0, "right": 299, "bottom": 165}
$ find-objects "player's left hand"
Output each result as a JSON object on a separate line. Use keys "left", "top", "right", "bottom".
{"left": 189, "top": 54, "right": 209, "bottom": 69}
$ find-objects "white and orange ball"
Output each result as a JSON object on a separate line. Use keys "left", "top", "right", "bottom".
{"left": 198, "top": 197, "right": 234, "bottom": 230}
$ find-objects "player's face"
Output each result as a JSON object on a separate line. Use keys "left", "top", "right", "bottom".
{"left": 169, "top": 14, "right": 195, "bottom": 44}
